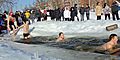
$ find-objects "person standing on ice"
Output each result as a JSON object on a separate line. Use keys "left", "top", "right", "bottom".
{"left": 79, "top": 4, "right": 85, "bottom": 21}
{"left": 103, "top": 3, "right": 111, "bottom": 20}
{"left": 64, "top": 7, "right": 71, "bottom": 21}
{"left": 95, "top": 2, "right": 102, "bottom": 20}
{"left": 73, "top": 4, "right": 79, "bottom": 21}
{"left": 111, "top": 1, "right": 119, "bottom": 20}
{"left": 85, "top": 4, "right": 90, "bottom": 20}
{"left": 70, "top": 7, "right": 75, "bottom": 21}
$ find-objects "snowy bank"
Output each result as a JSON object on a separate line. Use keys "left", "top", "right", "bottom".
{"left": 17, "top": 20, "right": 120, "bottom": 38}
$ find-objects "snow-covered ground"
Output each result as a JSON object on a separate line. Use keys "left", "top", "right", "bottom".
{"left": 0, "top": 12, "right": 120, "bottom": 60}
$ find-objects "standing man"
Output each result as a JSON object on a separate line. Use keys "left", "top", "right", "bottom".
{"left": 79, "top": 5, "right": 85, "bottom": 21}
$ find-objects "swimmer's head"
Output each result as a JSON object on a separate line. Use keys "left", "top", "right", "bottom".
{"left": 109, "top": 34, "right": 118, "bottom": 41}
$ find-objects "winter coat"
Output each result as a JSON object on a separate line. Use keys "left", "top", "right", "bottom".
{"left": 55, "top": 9, "right": 61, "bottom": 19}
{"left": 64, "top": 10, "right": 71, "bottom": 18}
{"left": 85, "top": 7, "right": 90, "bottom": 14}
{"left": 103, "top": 6, "right": 111, "bottom": 14}
{"left": 25, "top": 12, "right": 30, "bottom": 18}
{"left": 111, "top": 4, "right": 119, "bottom": 13}
{"left": 73, "top": 7, "right": 78, "bottom": 16}
{"left": 95, "top": 5, "right": 102, "bottom": 16}
{"left": 79, "top": 7, "right": 85, "bottom": 15}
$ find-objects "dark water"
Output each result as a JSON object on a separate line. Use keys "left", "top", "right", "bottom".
{"left": 15, "top": 36, "right": 120, "bottom": 56}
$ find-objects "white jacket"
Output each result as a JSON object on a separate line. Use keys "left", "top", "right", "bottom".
{"left": 64, "top": 10, "right": 71, "bottom": 18}
{"left": 103, "top": 5, "right": 111, "bottom": 14}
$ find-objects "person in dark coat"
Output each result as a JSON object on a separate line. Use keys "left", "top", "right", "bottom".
{"left": 79, "top": 5, "right": 85, "bottom": 21}
{"left": 55, "top": 8, "right": 61, "bottom": 21}
{"left": 111, "top": 1, "right": 119, "bottom": 20}
{"left": 70, "top": 7, "right": 75, "bottom": 21}
{"left": 35, "top": 9, "right": 41, "bottom": 21}
{"left": 85, "top": 4, "right": 90, "bottom": 20}
{"left": 73, "top": 4, "right": 79, "bottom": 21}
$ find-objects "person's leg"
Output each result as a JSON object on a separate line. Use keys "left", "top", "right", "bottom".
{"left": 75, "top": 15, "right": 79, "bottom": 21}
{"left": 112, "top": 12, "right": 115, "bottom": 20}
{"left": 71, "top": 16, "right": 74, "bottom": 21}
{"left": 108, "top": 14, "right": 110, "bottom": 20}
{"left": 105, "top": 14, "right": 107, "bottom": 20}
{"left": 86, "top": 14, "right": 89, "bottom": 20}
{"left": 98, "top": 16, "right": 101, "bottom": 20}
{"left": 97, "top": 16, "right": 99, "bottom": 20}
{"left": 83, "top": 14, "right": 84, "bottom": 21}
{"left": 81, "top": 15, "right": 83, "bottom": 21}
{"left": 68, "top": 18, "right": 70, "bottom": 21}
{"left": 65, "top": 18, "right": 67, "bottom": 21}
{"left": 115, "top": 12, "right": 119, "bottom": 20}
{"left": 99, "top": 16, "right": 101, "bottom": 20}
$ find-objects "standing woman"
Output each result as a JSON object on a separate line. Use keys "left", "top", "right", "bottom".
{"left": 103, "top": 3, "right": 111, "bottom": 20}
{"left": 95, "top": 2, "right": 102, "bottom": 20}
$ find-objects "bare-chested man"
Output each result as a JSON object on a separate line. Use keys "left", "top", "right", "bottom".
{"left": 97, "top": 34, "right": 119, "bottom": 53}
{"left": 56, "top": 32, "right": 65, "bottom": 42}
{"left": 22, "top": 21, "right": 31, "bottom": 39}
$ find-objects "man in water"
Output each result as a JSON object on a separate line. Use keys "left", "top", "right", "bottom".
{"left": 56, "top": 32, "right": 65, "bottom": 42}
{"left": 97, "top": 34, "right": 119, "bottom": 54}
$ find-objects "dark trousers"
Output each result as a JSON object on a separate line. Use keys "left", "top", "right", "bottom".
{"left": 37, "top": 17, "right": 41, "bottom": 21}
{"left": 105, "top": 14, "right": 110, "bottom": 20}
{"left": 112, "top": 12, "right": 119, "bottom": 20}
{"left": 70, "top": 16, "right": 74, "bottom": 21}
{"left": 74, "top": 15, "right": 79, "bottom": 21}
{"left": 86, "top": 14, "right": 90, "bottom": 20}
{"left": 65, "top": 18, "right": 70, "bottom": 21}
{"left": 97, "top": 16, "right": 101, "bottom": 20}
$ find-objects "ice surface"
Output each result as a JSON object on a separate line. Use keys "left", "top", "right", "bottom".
{"left": 0, "top": 42, "right": 61, "bottom": 60}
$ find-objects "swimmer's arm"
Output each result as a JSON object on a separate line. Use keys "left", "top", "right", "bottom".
{"left": 18, "top": 24, "right": 24, "bottom": 29}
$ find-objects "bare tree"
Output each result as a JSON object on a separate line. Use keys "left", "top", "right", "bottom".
{"left": 0, "top": 0, "right": 17, "bottom": 12}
